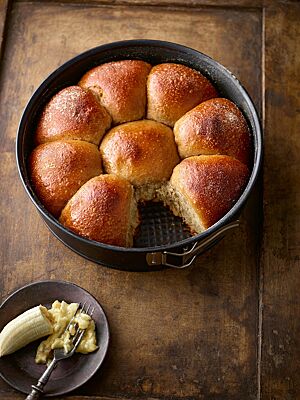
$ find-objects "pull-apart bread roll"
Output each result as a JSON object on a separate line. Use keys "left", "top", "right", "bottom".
{"left": 79, "top": 60, "right": 152, "bottom": 124}
{"left": 159, "top": 155, "right": 249, "bottom": 233}
{"left": 29, "top": 140, "right": 102, "bottom": 217}
{"left": 60, "top": 175, "right": 139, "bottom": 247}
{"left": 147, "top": 63, "right": 218, "bottom": 127}
{"left": 174, "top": 98, "right": 251, "bottom": 165}
{"left": 100, "top": 120, "right": 180, "bottom": 200}
{"left": 35, "top": 86, "right": 111, "bottom": 146}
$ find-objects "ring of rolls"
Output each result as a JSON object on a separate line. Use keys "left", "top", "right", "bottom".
{"left": 29, "top": 60, "right": 251, "bottom": 247}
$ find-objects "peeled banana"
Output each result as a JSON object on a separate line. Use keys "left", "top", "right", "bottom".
{"left": 0, "top": 305, "right": 53, "bottom": 357}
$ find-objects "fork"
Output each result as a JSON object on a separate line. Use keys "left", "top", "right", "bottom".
{"left": 25, "top": 302, "right": 94, "bottom": 400}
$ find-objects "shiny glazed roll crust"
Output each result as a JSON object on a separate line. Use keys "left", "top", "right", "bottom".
{"left": 147, "top": 63, "right": 218, "bottom": 127}
{"left": 79, "top": 60, "right": 152, "bottom": 124}
{"left": 29, "top": 140, "right": 102, "bottom": 217}
{"left": 163, "top": 155, "right": 249, "bottom": 231}
{"left": 35, "top": 86, "right": 111, "bottom": 146}
{"left": 174, "top": 98, "right": 251, "bottom": 165}
{"left": 59, "top": 175, "right": 139, "bottom": 247}
{"left": 100, "top": 120, "right": 180, "bottom": 187}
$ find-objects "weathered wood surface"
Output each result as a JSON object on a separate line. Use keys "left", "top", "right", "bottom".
{"left": 0, "top": 2, "right": 262, "bottom": 399}
{"left": 0, "top": 0, "right": 9, "bottom": 57}
{"left": 16, "top": 0, "right": 263, "bottom": 8}
{"left": 14, "top": 0, "right": 300, "bottom": 8}
{"left": 261, "top": 3, "right": 300, "bottom": 399}
{"left": 1, "top": 1, "right": 298, "bottom": 400}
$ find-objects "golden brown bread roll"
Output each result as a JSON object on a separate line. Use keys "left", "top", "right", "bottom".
{"left": 174, "top": 98, "right": 251, "bottom": 165}
{"left": 35, "top": 86, "right": 111, "bottom": 146}
{"left": 59, "top": 175, "right": 139, "bottom": 247}
{"left": 100, "top": 120, "right": 180, "bottom": 200}
{"left": 29, "top": 140, "right": 102, "bottom": 217}
{"left": 79, "top": 60, "right": 152, "bottom": 124}
{"left": 158, "top": 155, "right": 249, "bottom": 232}
{"left": 147, "top": 63, "right": 218, "bottom": 127}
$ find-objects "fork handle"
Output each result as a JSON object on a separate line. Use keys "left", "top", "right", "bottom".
{"left": 25, "top": 387, "right": 42, "bottom": 400}
{"left": 25, "top": 358, "right": 58, "bottom": 399}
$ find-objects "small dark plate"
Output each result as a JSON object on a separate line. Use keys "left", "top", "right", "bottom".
{"left": 0, "top": 280, "right": 110, "bottom": 396}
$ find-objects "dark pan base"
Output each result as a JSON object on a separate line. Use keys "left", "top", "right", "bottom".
{"left": 135, "top": 201, "right": 192, "bottom": 247}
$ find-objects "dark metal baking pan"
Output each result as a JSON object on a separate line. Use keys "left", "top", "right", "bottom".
{"left": 16, "top": 40, "right": 262, "bottom": 272}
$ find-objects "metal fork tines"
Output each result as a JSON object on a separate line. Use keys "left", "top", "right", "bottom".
{"left": 25, "top": 302, "right": 94, "bottom": 400}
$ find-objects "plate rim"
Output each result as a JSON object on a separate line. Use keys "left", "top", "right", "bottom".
{"left": 0, "top": 279, "right": 110, "bottom": 396}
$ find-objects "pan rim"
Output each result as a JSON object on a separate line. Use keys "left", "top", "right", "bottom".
{"left": 16, "top": 39, "right": 263, "bottom": 254}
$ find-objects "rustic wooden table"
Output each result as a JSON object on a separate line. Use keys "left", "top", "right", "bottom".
{"left": 0, "top": 1, "right": 299, "bottom": 399}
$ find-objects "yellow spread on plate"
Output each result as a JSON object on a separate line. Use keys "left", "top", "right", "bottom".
{"left": 35, "top": 300, "right": 97, "bottom": 364}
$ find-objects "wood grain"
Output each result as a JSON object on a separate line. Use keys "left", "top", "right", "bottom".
{"left": 14, "top": 0, "right": 300, "bottom": 8}
{"left": 0, "top": 395, "right": 132, "bottom": 400}
{"left": 261, "top": 3, "right": 300, "bottom": 399}
{"left": 0, "top": 0, "right": 9, "bottom": 57}
{"left": 0, "top": 2, "right": 262, "bottom": 400}
{"left": 15, "top": 0, "right": 263, "bottom": 8}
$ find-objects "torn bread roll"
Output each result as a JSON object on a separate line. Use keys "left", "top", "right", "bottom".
{"left": 100, "top": 120, "right": 180, "bottom": 201}
{"left": 158, "top": 155, "right": 249, "bottom": 232}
